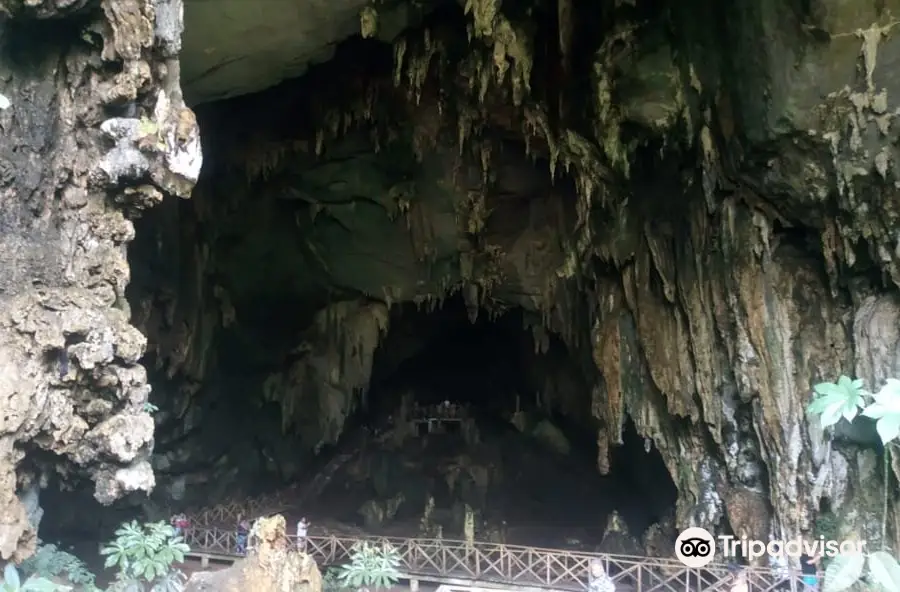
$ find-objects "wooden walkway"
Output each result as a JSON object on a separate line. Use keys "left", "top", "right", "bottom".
{"left": 182, "top": 527, "right": 817, "bottom": 591}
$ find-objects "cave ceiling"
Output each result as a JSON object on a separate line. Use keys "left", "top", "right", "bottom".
{"left": 181, "top": 0, "right": 440, "bottom": 104}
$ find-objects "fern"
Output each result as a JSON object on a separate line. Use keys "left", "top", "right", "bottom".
{"left": 20, "top": 544, "right": 96, "bottom": 589}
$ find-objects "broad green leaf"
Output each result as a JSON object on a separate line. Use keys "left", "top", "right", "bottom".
{"left": 876, "top": 414, "right": 900, "bottom": 444}
{"left": 837, "top": 375, "right": 856, "bottom": 391}
{"left": 814, "top": 382, "right": 844, "bottom": 397}
{"left": 810, "top": 391, "right": 846, "bottom": 407}
{"left": 862, "top": 403, "right": 889, "bottom": 419}
{"left": 873, "top": 381, "right": 900, "bottom": 411}
{"left": 3, "top": 565, "right": 20, "bottom": 589}
{"left": 868, "top": 551, "right": 900, "bottom": 591}
{"left": 806, "top": 399, "right": 825, "bottom": 414}
{"left": 21, "top": 576, "right": 58, "bottom": 592}
{"left": 883, "top": 378, "right": 900, "bottom": 395}
{"left": 823, "top": 552, "right": 865, "bottom": 592}
{"left": 821, "top": 400, "right": 847, "bottom": 428}
{"left": 841, "top": 401, "right": 861, "bottom": 423}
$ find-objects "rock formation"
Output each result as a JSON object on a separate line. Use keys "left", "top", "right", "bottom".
{"left": 183, "top": 514, "right": 322, "bottom": 592}
{"left": 0, "top": 0, "right": 200, "bottom": 559}
{"left": 1, "top": 0, "right": 900, "bottom": 565}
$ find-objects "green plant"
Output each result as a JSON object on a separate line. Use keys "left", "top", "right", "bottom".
{"left": 142, "top": 403, "right": 158, "bottom": 414}
{"left": 322, "top": 567, "right": 347, "bottom": 592}
{"left": 100, "top": 520, "right": 190, "bottom": 592}
{"left": 0, "top": 564, "right": 58, "bottom": 592}
{"left": 20, "top": 543, "right": 97, "bottom": 590}
{"left": 335, "top": 541, "right": 401, "bottom": 592}
{"left": 807, "top": 375, "right": 900, "bottom": 591}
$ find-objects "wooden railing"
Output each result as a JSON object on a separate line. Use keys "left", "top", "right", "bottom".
{"left": 182, "top": 527, "right": 818, "bottom": 591}
{"left": 185, "top": 491, "right": 295, "bottom": 526}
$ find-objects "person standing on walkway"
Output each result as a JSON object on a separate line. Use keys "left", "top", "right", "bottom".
{"left": 799, "top": 552, "right": 821, "bottom": 590}
{"left": 297, "top": 517, "right": 309, "bottom": 552}
{"left": 588, "top": 558, "right": 616, "bottom": 592}
{"left": 236, "top": 517, "right": 250, "bottom": 555}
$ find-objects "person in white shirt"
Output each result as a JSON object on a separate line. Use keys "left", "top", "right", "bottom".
{"left": 588, "top": 558, "right": 616, "bottom": 592}
{"left": 297, "top": 517, "right": 309, "bottom": 551}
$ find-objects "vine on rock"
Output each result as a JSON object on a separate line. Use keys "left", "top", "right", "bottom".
{"left": 806, "top": 375, "right": 900, "bottom": 591}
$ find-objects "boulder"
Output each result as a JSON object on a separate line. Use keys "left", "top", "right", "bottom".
{"left": 184, "top": 515, "right": 322, "bottom": 592}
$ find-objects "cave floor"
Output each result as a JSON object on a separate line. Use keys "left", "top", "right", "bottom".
{"left": 239, "top": 423, "right": 659, "bottom": 552}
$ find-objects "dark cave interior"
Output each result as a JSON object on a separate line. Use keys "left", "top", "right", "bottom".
{"left": 36, "top": 0, "right": 684, "bottom": 558}
{"left": 40, "top": 282, "right": 678, "bottom": 555}
{"left": 305, "top": 295, "right": 679, "bottom": 547}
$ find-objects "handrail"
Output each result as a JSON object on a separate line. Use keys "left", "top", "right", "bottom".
{"left": 182, "top": 527, "right": 818, "bottom": 592}
{"left": 184, "top": 492, "right": 294, "bottom": 526}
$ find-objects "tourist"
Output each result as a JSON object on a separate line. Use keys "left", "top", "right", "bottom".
{"left": 799, "top": 552, "right": 821, "bottom": 590}
{"left": 588, "top": 558, "right": 615, "bottom": 592}
{"left": 297, "top": 517, "right": 309, "bottom": 551}
{"left": 176, "top": 514, "right": 190, "bottom": 536}
{"left": 236, "top": 517, "right": 250, "bottom": 555}
{"left": 170, "top": 513, "right": 189, "bottom": 536}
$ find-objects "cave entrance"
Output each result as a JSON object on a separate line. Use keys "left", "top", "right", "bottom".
{"left": 299, "top": 294, "right": 677, "bottom": 551}
{"left": 41, "top": 16, "right": 676, "bottom": 558}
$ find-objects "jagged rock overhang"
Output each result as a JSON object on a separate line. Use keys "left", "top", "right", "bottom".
{"left": 181, "top": 0, "right": 445, "bottom": 105}
{"left": 0, "top": 0, "right": 202, "bottom": 561}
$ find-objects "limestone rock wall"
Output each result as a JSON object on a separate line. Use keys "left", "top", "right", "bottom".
{"left": 0, "top": 0, "right": 198, "bottom": 559}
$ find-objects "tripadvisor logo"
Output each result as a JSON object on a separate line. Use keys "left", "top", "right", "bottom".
{"left": 675, "top": 527, "right": 717, "bottom": 568}
{"left": 675, "top": 527, "right": 867, "bottom": 568}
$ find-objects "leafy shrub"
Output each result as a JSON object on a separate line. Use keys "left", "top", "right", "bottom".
{"left": 100, "top": 520, "right": 190, "bottom": 592}
{"left": 335, "top": 541, "right": 401, "bottom": 592}
{"left": 807, "top": 375, "right": 900, "bottom": 591}
{"left": 0, "top": 564, "right": 58, "bottom": 592}
{"left": 322, "top": 567, "right": 346, "bottom": 592}
{"left": 20, "top": 543, "right": 97, "bottom": 590}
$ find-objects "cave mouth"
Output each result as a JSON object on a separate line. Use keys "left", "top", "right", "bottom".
{"left": 296, "top": 294, "right": 679, "bottom": 549}
{"left": 38, "top": 1, "right": 683, "bottom": 555}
